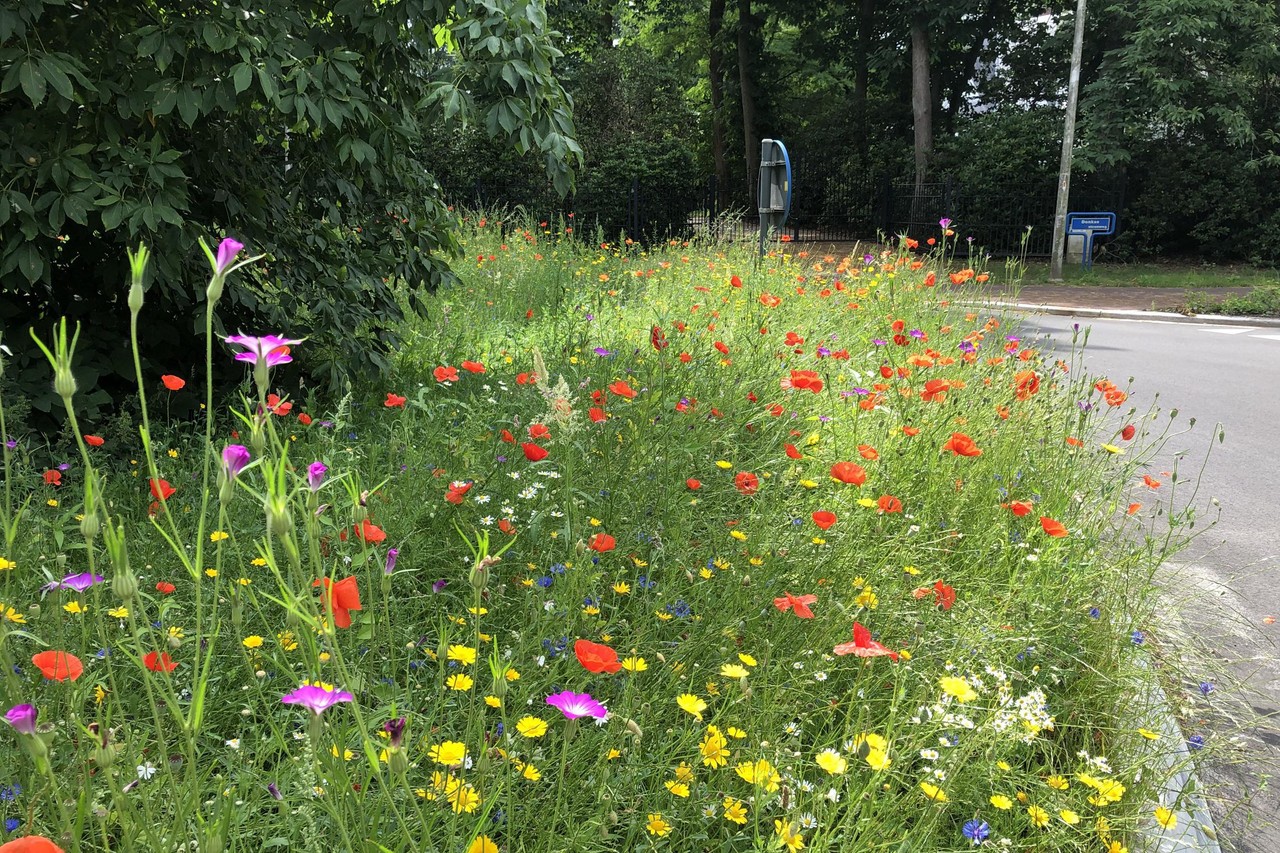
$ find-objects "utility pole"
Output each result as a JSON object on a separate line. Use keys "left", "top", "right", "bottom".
{"left": 1049, "top": 0, "right": 1087, "bottom": 282}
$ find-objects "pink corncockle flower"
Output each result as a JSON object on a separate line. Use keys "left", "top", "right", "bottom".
{"left": 60, "top": 572, "right": 105, "bottom": 592}
{"left": 280, "top": 683, "right": 354, "bottom": 715}
{"left": 546, "top": 690, "right": 608, "bottom": 721}
{"left": 4, "top": 703, "right": 37, "bottom": 735}
{"left": 216, "top": 238, "right": 245, "bottom": 273}
{"left": 224, "top": 334, "right": 301, "bottom": 368}
{"left": 307, "top": 462, "right": 327, "bottom": 491}
{"left": 222, "top": 445, "right": 251, "bottom": 479}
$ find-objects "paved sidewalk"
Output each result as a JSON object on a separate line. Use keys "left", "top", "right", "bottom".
{"left": 988, "top": 285, "right": 1257, "bottom": 312}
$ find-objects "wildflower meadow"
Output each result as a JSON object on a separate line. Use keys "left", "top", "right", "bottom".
{"left": 0, "top": 221, "right": 1212, "bottom": 852}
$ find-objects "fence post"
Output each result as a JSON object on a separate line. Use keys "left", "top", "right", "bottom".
{"left": 878, "top": 176, "right": 893, "bottom": 235}
{"left": 628, "top": 178, "right": 640, "bottom": 241}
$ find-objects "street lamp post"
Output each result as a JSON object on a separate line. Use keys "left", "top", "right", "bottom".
{"left": 1050, "top": 0, "right": 1088, "bottom": 282}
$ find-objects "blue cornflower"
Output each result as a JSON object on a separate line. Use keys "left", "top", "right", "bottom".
{"left": 961, "top": 819, "right": 989, "bottom": 845}
{"left": 1187, "top": 734, "right": 1205, "bottom": 751}
{"left": 4, "top": 818, "right": 19, "bottom": 833}
{"left": 1089, "top": 607, "right": 1101, "bottom": 619}
{"left": 636, "top": 576, "right": 657, "bottom": 590}
{"left": 1132, "top": 630, "right": 1146, "bottom": 645}
{"left": 549, "top": 563, "right": 567, "bottom": 575}
{"left": 535, "top": 576, "right": 553, "bottom": 589}
{"left": 665, "top": 600, "right": 692, "bottom": 619}
{"left": 0, "top": 783, "right": 20, "bottom": 802}
{"left": 1199, "top": 681, "right": 1215, "bottom": 697}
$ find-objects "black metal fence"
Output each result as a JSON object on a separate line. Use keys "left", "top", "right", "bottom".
{"left": 450, "top": 157, "right": 1125, "bottom": 257}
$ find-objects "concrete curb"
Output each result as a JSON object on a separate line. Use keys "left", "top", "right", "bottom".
{"left": 976, "top": 301, "right": 1280, "bottom": 328}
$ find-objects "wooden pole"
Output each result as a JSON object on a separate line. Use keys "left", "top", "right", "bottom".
{"left": 1049, "top": 0, "right": 1087, "bottom": 282}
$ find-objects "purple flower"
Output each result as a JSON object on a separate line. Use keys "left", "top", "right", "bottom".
{"left": 216, "top": 238, "right": 245, "bottom": 272}
{"left": 4, "top": 704, "right": 37, "bottom": 736}
{"left": 60, "top": 572, "right": 105, "bottom": 592}
{"left": 4, "top": 439, "right": 15, "bottom": 450}
{"left": 432, "top": 579, "right": 448, "bottom": 594}
{"left": 307, "top": 462, "right": 327, "bottom": 492}
{"left": 1187, "top": 734, "right": 1204, "bottom": 751}
{"left": 222, "top": 445, "right": 251, "bottom": 479}
{"left": 280, "top": 683, "right": 354, "bottom": 715}
{"left": 961, "top": 819, "right": 989, "bottom": 845}
{"left": 224, "top": 334, "right": 301, "bottom": 368}
{"left": 57, "top": 462, "right": 70, "bottom": 472}
{"left": 546, "top": 690, "right": 608, "bottom": 721}
{"left": 268, "top": 782, "right": 283, "bottom": 800}
{"left": 1199, "top": 681, "right": 1215, "bottom": 697}
{"left": 939, "top": 218, "right": 952, "bottom": 229}
{"left": 593, "top": 347, "right": 613, "bottom": 357}
{"left": 385, "top": 548, "right": 399, "bottom": 575}
{"left": 383, "top": 717, "right": 406, "bottom": 748}
{"left": 871, "top": 338, "right": 887, "bottom": 346}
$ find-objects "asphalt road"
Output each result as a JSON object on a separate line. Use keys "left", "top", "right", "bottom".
{"left": 1019, "top": 314, "right": 1280, "bottom": 852}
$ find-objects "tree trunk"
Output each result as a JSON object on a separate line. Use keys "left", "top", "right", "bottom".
{"left": 737, "top": 0, "right": 759, "bottom": 202}
{"left": 910, "top": 14, "right": 932, "bottom": 192}
{"left": 854, "top": 0, "right": 873, "bottom": 163}
{"left": 710, "top": 0, "right": 729, "bottom": 210}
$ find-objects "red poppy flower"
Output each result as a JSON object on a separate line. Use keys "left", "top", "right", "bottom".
{"left": 0, "top": 835, "right": 67, "bottom": 853}
{"left": 1013, "top": 370, "right": 1040, "bottom": 400}
{"left": 498, "top": 518, "right": 516, "bottom": 535}
{"left": 84, "top": 434, "right": 105, "bottom": 447}
{"left": 903, "top": 426, "right": 920, "bottom": 436}
{"left": 857, "top": 444, "right": 879, "bottom": 460}
{"left": 43, "top": 470, "right": 62, "bottom": 486}
{"left": 1003, "top": 500, "right": 1034, "bottom": 517}
{"left": 385, "top": 393, "right": 407, "bottom": 408}
{"left": 444, "top": 481, "right": 473, "bottom": 505}
{"left": 932, "top": 580, "right": 956, "bottom": 611}
{"left": 266, "top": 393, "right": 292, "bottom": 416}
{"left": 1142, "top": 474, "right": 1162, "bottom": 489}
{"left": 1039, "top": 517, "right": 1068, "bottom": 538}
{"left": 150, "top": 479, "right": 176, "bottom": 500}
{"left": 784, "top": 443, "right": 803, "bottom": 460}
{"left": 773, "top": 592, "right": 818, "bottom": 619}
{"left": 1065, "top": 436, "right": 1084, "bottom": 447}
{"left": 528, "top": 423, "right": 550, "bottom": 440}
{"left": 144, "top": 651, "right": 177, "bottom": 673}
{"left": 298, "top": 413, "right": 313, "bottom": 426}
{"left": 1121, "top": 424, "right": 1136, "bottom": 441}
{"left": 877, "top": 495, "right": 902, "bottom": 514}
{"left": 941, "top": 433, "right": 982, "bottom": 457}
{"left": 830, "top": 461, "right": 866, "bottom": 486}
{"left": 833, "top": 622, "right": 899, "bottom": 661}
{"left": 734, "top": 471, "right": 759, "bottom": 495}
{"left": 785, "top": 369, "right": 823, "bottom": 393}
{"left": 515, "top": 372, "right": 534, "bottom": 385}
{"left": 812, "top": 511, "right": 836, "bottom": 530}
{"left": 686, "top": 478, "right": 702, "bottom": 490}
{"left": 314, "top": 575, "right": 362, "bottom": 628}
{"left": 460, "top": 360, "right": 485, "bottom": 374}
{"left": 730, "top": 274, "right": 743, "bottom": 288}
{"left": 920, "top": 379, "right": 951, "bottom": 403}
{"left": 32, "top": 651, "right": 83, "bottom": 682}
{"left": 608, "top": 380, "right": 637, "bottom": 399}
{"left": 161, "top": 375, "right": 186, "bottom": 391}
{"left": 784, "top": 331, "right": 805, "bottom": 346}
{"left": 1127, "top": 502, "right": 1142, "bottom": 515}
{"left": 574, "top": 639, "right": 622, "bottom": 674}
{"left": 759, "top": 292, "right": 781, "bottom": 308}
{"left": 521, "top": 443, "right": 548, "bottom": 462}
{"left": 155, "top": 581, "right": 176, "bottom": 594}
{"left": 588, "top": 533, "right": 615, "bottom": 553}
{"left": 589, "top": 407, "right": 607, "bottom": 423}
{"left": 1104, "top": 389, "right": 1128, "bottom": 407}
{"left": 650, "top": 326, "right": 669, "bottom": 351}
{"left": 433, "top": 366, "right": 459, "bottom": 383}
{"left": 354, "top": 519, "right": 386, "bottom": 544}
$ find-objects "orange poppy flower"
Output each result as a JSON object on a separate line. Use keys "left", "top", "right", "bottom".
{"left": 32, "top": 651, "right": 83, "bottom": 682}
{"left": 759, "top": 292, "right": 781, "bottom": 308}
{"left": 161, "top": 374, "right": 185, "bottom": 391}
{"left": 607, "top": 380, "right": 636, "bottom": 399}
{"left": 785, "top": 370, "right": 823, "bottom": 393}
{"left": 84, "top": 434, "right": 105, "bottom": 447}
{"left": 0, "top": 836, "right": 67, "bottom": 853}
{"left": 830, "top": 461, "right": 866, "bottom": 486}
{"left": 1039, "top": 517, "right": 1068, "bottom": 538}
{"left": 588, "top": 533, "right": 615, "bottom": 553}
{"left": 155, "top": 581, "right": 176, "bottom": 594}
{"left": 833, "top": 622, "right": 899, "bottom": 661}
{"left": 314, "top": 576, "right": 363, "bottom": 628}
{"left": 730, "top": 274, "right": 743, "bottom": 288}
{"left": 734, "top": 471, "right": 759, "bottom": 495}
{"left": 686, "top": 478, "right": 701, "bottom": 490}
{"left": 444, "top": 481, "right": 472, "bottom": 505}
{"left": 811, "top": 511, "right": 836, "bottom": 530}
{"left": 384, "top": 393, "right": 407, "bottom": 408}
{"left": 528, "top": 423, "right": 550, "bottom": 440}
{"left": 43, "top": 470, "right": 61, "bottom": 486}
{"left": 903, "top": 426, "right": 920, "bottom": 437}
{"left": 460, "top": 360, "right": 486, "bottom": 374}
{"left": 149, "top": 478, "right": 176, "bottom": 500}
{"left": 784, "top": 443, "right": 803, "bottom": 460}
{"left": 497, "top": 518, "right": 516, "bottom": 535}
{"left": 932, "top": 580, "right": 956, "bottom": 611}
{"left": 919, "top": 379, "right": 950, "bottom": 403}
{"left": 354, "top": 519, "right": 386, "bottom": 544}
{"left": 1013, "top": 370, "right": 1040, "bottom": 400}
{"left": 1003, "top": 500, "right": 1034, "bottom": 517}
{"left": 1142, "top": 475, "right": 1162, "bottom": 489}
{"left": 941, "top": 433, "right": 982, "bottom": 457}
{"left": 877, "top": 495, "right": 902, "bottom": 514}
{"left": 773, "top": 592, "right": 818, "bottom": 619}
{"left": 574, "top": 639, "right": 622, "bottom": 674}
{"left": 433, "top": 366, "right": 459, "bottom": 383}
{"left": 589, "top": 407, "right": 608, "bottom": 422}
{"left": 144, "top": 651, "right": 177, "bottom": 673}
{"left": 1104, "top": 389, "right": 1127, "bottom": 407}
{"left": 857, "top": 444, "right": 879, "bottom": 461}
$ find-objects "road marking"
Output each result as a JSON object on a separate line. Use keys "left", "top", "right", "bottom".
{"left": 1201, "top": 327, "right": 1257, "bottom": 334}
{"left": 1251, "top": 333, "right": 1280, "bottom": 341}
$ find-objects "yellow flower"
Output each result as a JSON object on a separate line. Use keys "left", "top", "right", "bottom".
{"left": 0, "top": 557, "right": 14, "bottom": 571}
{"left": 996, "top": 760, "right": 1012, "bottom": 771}
{"left": 167, "top": 448, "right": 179, "bottom": 458}
{"left": 445, "top": 673, "right": 474, "bottom": 691}
{"left": 720, "top": 663, "right": 749, "bottom": 679}
{"left": 730, "top": 530, "right": 747, "bottom": 541}
{"left": 1104, "top": 842, "right": 1128, "bottom": 853}
{"left": 705, "top": 680, "right": 719, "bottom": 696}
{"left": 735, "top": 759, "right": 780, "bottom": 791}
{"left": 855, "top": 587, "right": 878, "bottom": 609}
{"left": 664, "top": 780, "right": 690, "bottom": 798}
{"left": 815, "top": 749, "right": 847, "bottom": 775}
{"left": 242, "top": 635, "right": 264, "bottom": 649}
{"left": 1137, "top": 728, "right": 1161, "bottom": 740}
{"left": 856, "top": 497, "right": 876, "bottom": 507}
{"left": 447, "top": 645, "right": 477, "bottom": 666}
{"left": 774, "top": 819, "right": 805, "bottom": 852}
{"left": 428, "top": 741, "right": 467, "bottom": 765}
{"left": 990, "top": 794, "right": 1013, "bottom": 810}
{"left": 939, "top": 675, "right": 977, "bottom": 703}
{"left": 722, "top": 797, "right": 747, "bottom": 825}
{"left": 715, "top": 460, "right": 733, "bottom": 469}
{"left": 168, "top": 625, "right": 184, "bottom": 640}
{"left": 727, "top": 726, "right": 747, "bottom": 739}
{"left": 621, "top": 656, "right": 648, "bottom": 672}
{"left": 920, "top": 781, "right": 949, "bottom": 802}
{"left": 210, "top": 530, "right": 229, "bottom": 542}
{"left": 505, "top": 668, "right": 520, "bottom": 681}
{"left": 63, "top": 601, "right": 86, "bottom": 614}
{"left": 1060, "top": 809, "right": 1081, "bottom": 826}
{"left": 606, "top": 748, "right": 622, "bottom": 760}
{"left": 699, "top": 567, "right": 714, "bottom": 578}
{"left": 903, "top": 564, "right": 920, "bottom": 575}
{"left": 646, "top": 813, "right": 671, "bottom": 837}
{"left": 205, "top": 568, "right": 217, "bottom": 577}
{"left": 251, "top": 557, "right": 268, "bottom": 566}
{"left": 799, "top": 479, "right": 818, "bottom": 489}
{"left": 612, "top": 581, "right": 631, "bottom": 594}
{"left": 1154, "top": 806, "right": 1177, "bottom": 830}
{"left": 94, "top": 684, "right": 108, "bottom": 705}
{"left": 108, "top": 606, "right": 128, "bottom": 619}
{"left": 1046, "top": 775, "right": 1069, "bottom": 790}
{"left": 516, "top": 716, "right": 548, "bottom": 738}
{"left": 656, "top": 610, "right": 673, "bottom": 621}
{"left": 466, "top": 836, "right": 498, "bottom": 853}
{"left": 447, "top": 780, "right": 480, "bottom": 813}
{"left": 677, "top": 693, "right": 707, "bottom": 721}
{"left": 1028, "top": 805, "right": 1050, "bottom": 828}
{"left": 1101, "top": 443, "right": 1124, "bottom": 454}
{"left": 484, "top": 695, "right": 502, "bottom": 708}
{"left": 738, "top": 653, "right": 757, "bottom": 667}
{"left": 277, "top": 631, "right": 298, "bottom": 651}
{"left": 237, "top": 577, "right": 251, "bottom": 586}
{"left": 522, "top": 763, "right": 541, "bottom": 781}
{"left": 700, "top": 726, "right": 730, "bottom": 768}
{"left": 331, "top": 745, "right": 355, "bottom": 760}
{"left": 674, "top": 762, "right": 694, "bottom": 782}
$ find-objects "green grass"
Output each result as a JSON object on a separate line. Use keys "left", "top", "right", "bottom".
{"left": 1012, "top": 260, "right": 1280, "bottom": 288}
{"left": 0, "top": 226, "right": 1220, "bottom": 852}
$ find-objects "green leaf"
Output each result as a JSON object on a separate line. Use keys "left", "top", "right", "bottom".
{"left": 18, "top": 58, "right": 46, "bottom": 106}
{"left": 232, "top": 63, "right": 252, "bottom": 94}
{"left": 16, "top": 244, "right": 44, "bottom": 284}
{"left": 100, "top": 200, "right": 126, "bottom": 231}
{"left": 37, "top": 56, "right": 74, "bottom": 101}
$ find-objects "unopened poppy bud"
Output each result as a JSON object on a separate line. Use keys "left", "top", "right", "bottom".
{"left": 625, "top": 719, "right": 643, "bottom": 740}
{"left": 112, "top": 569, "right": 139, "bottom": 602}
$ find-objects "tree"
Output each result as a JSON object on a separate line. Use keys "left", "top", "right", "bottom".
{"left": 0, "top": 0, "right": 579, "bottom": 420}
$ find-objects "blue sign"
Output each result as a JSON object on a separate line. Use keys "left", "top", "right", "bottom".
{"left": 1065, "top": 211, "right": 1116, "bottom": 270}
{"left": 757, "top": 138, "right": 792, "bottom": 256}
